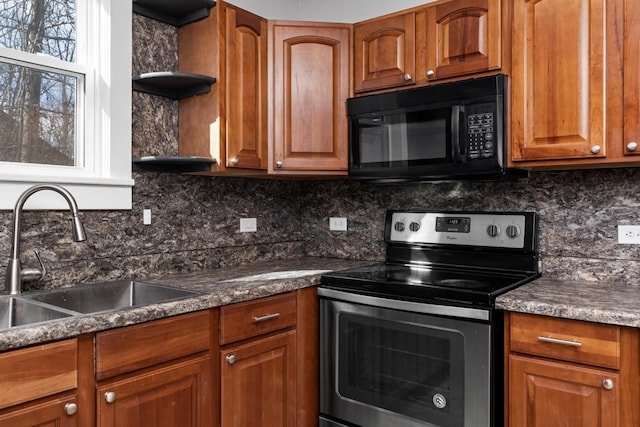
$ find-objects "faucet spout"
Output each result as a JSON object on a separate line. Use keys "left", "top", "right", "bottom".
{"left": 4, "top": 184, "right": 86, "bottom": 295}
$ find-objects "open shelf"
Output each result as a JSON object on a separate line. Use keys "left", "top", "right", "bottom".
{"left": 133, "top": 0, "right": 216, "bottom": 27}
{"left": 133, "top": 156, "right": 217, "bottom": 173}
{"left": 132, "top": 72, "right": 216, "bottom": 99}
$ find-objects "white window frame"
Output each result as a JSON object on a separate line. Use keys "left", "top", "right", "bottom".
{"left": 0, "top": 0, "right": 133, "bottom": 210}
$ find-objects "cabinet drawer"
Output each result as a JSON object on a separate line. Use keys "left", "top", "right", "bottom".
{"left": 510, "top": 313, "right": 620, "bottom": 369}
{"left": 0, "top": 339, "right": 77, "bottom": 409}
{"left": 96, "top": 310, "right": 211, "bottom": 380}
{"left": 220, "top": 292, "right": 296, "bottom": 345}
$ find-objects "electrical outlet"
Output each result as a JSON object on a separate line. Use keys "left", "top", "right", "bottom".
{"left": 329, "top": 217, "right": 348, "bottom": 231}
{"left": 240, "top": 218, "right": 257, "bottom": 233}
{"left": 618, "top": 225, "right": 640, "bottom": 244}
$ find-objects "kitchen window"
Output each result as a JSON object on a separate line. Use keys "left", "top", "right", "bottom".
{"left": 0, "top": 0, "right": 133, "bottom": 210}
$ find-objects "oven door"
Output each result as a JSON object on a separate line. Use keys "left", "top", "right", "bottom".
{"left": 319, "top": 289, "right": 491, "bottom": 427}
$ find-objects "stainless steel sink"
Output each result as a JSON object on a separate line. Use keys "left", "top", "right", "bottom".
{"left": 23, "top": 280, "right": 199, "bottom": 314}
{"left": 0, "top": 298, "right": 73, "bottom": 330}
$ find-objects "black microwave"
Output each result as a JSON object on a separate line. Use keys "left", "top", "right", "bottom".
{"left": 347, "top": 74, "right": 526, "bottom": 181}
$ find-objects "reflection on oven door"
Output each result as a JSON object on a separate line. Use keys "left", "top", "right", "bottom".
{"left": 319, "top": 415, "right": 351, "bottom": 427}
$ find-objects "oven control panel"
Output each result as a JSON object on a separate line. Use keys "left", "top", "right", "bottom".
{"left": 388, "top": 211, "right": 531, "bottom": 249}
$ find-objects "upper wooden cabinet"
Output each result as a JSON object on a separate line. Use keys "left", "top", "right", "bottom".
{"left": 354, "top": 13, "right": 416, "bottom": 92}
{"left": 423, "top": 0, "right": 501, "bottom": 81}
{"left": 223, "top": 4, "right": 268, "bottom": 170}
{"left": 179, "top": 2, "right": 268, "bottom": 175}
{"left": 354, "top": 0, "right": 502, "bottom": 93}
{"left": 624, "top": 0, "right": 640, "bottom": 158}
{"left": 509, "top": 0, "right": 640, "bottom": 169}
{"left": 269, "top": 22, "right": 351, "bottom": 174}
{"left": 179, "top": 2, "right": 350, "bottom": 176}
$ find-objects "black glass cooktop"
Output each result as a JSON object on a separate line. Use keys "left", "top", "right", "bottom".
{"left": 320, "top": 263, "right": 537, "bottom": 307}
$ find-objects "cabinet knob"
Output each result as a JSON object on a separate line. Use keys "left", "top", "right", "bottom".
{"left": 230, "top": 157, "right": 239, "bottom": 165}
{"left": 426, "top": 69, "right": 435, "bottom": 78}
{"left": 590, "top": 145, "right": 601, "bottom": 154}
{"left": 627, "top": 141, "right": 638, "bottom": 151}
{"left": 276, "top": 161, "right": 283, "bottom": 168}
{"left": 226, "top": 354, "right": 236, "bottom": 365}
{"left": 602, "top": 379, "right": 614, "bottom": 390}
{"left": 403, "top": 73, "right": 412, "bottom": 81}
{"left": 65, "top": 403, "right": 78, "bottom": 415}
{"left": 105, "top": 391, "right": 116, "bottom": 403}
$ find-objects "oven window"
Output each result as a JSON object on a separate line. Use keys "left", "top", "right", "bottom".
{"left": 354, "top": 108, "right": 452, "bottom": 168}
{"left": 337, "top": 313, "right": 465, "bottom": 426}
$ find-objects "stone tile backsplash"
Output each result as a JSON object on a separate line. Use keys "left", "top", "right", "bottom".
{"left": 1, "top": 14, "right": 640, "bottom": 291}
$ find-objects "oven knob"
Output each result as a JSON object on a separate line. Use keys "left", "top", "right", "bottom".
{"left": 409, "top": 222, "right": 421, "bottom": 232}
{"left": 394, "top": 221, "right": 405, "bottom": 232}
{"left": 506, "top": 225, "right": 521, "bottom": 238}
{"left": 487, "top": 224, "right": 500, "bottom": 237}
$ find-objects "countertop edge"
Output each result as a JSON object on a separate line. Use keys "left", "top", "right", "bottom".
{"left": 0, "top": 257, "right": 372, "bottom": 352}
{"left": 495, "top": 277, "right": 640, "bottom": 328}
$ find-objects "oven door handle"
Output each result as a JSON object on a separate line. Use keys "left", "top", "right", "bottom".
{"left": 317, "top": 287, "right": 489, "bottom": 321}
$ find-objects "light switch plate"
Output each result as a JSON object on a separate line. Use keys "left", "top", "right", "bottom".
{"left": 143, "top": 209, "right": 151, "bottom": 225}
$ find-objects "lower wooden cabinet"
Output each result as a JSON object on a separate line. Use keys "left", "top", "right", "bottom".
{"left": 0, "top": 395, "right": 79, "bottom": 427}
{"left": 509, "top": 355, "right": 619, "bottom": 427}
{"left": 0, "top": 338, "right": 81, "bottom": 427}
{"left": 218, "top": 289, "right": 318, "bottom": 427}
{"left": 96, "top": 356, "right": 211, "bottom": 427}
{"left": 0, "top": 289, "right": 320, "bottom": 427}
{"left": 95, "top": 311, "right": 213, "bottom": 427}
{"left": 221, "top": 330, "right": 296, "bottom": 426}
{"left": 505, "top": 312, "right": 640, "bottom": 427}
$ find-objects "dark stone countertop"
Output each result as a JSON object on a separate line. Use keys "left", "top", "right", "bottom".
{"left": 0, "top": 257, "right": 371, "bottom": 352}
{"left": 495, "top": 277, "right": 640, "bottom": 327}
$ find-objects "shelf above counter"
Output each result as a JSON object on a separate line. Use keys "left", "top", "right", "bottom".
{"left": 133, "top": 156, "right": 217, "bottom": 173}
{"left": 133, "top": 0, "right": 216, "bottom": 27}
{"left": 132, "top": 72, "right": 217, "bottom": 100}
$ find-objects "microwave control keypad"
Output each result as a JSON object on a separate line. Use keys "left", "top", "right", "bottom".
{"left": 467, "top": 113, "right": 495, "bottom": 159}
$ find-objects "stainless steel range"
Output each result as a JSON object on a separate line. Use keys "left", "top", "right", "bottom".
{"left": 318, "top": 210, "right": 540, "bottom": 427}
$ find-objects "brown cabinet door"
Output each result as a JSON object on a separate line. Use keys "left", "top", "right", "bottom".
{"left": 224, "top": 4, "right": 268, "bottom": 170}
{"left": 424, "top": 0, "right": 501, "bottom": 81}
{"left": 0, "top": 395, "right": 78, "bottom": 427}
{"left": 221, "top": 330, "right": 296, "bottom": 427}
{"left": 96, "top": 356, "right": 212, "bottom": 427}
{"left": 510, "top": 0, "right": 620, "bottom": 164}
{"left": 354, "top": 13, "right": 416, "bottom": 92}
{"left": 509, "top": 354, "right": 619, "bottom": 427}
{"left": 270, "top": 23, "right": 350, "bottom": 173}
{"left": 624, "top": 0, "right": 640, "bottom": 157}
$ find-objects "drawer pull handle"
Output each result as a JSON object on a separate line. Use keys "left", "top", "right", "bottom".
{"left": 603, "top": 379, "right": 614, "bottom": 390}
{"left": 105, "top": 391, "right": 116, "bottom": 403}
{"left": 253, "top": 313, "right": 280, "bottom": 323}
{"left": 537, "top": 336, "right": 583, "bottom": 347}
{"left": 226, "top": 354, "right": 236, "bottom": 365}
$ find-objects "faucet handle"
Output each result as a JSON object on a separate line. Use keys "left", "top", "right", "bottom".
{"left": 21, "top": 250, "right": 47, "bottom": 283}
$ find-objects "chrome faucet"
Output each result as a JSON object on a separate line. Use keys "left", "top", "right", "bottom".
{"left": 4, "top": 184, "right": 86, "bottom": 295}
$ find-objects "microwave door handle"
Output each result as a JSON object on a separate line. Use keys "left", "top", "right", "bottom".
{"left": 451, "top": 105, "right": 464, "bottom": 162}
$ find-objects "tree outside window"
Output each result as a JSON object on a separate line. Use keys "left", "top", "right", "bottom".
{"left": 0, "top": 0, "right": 78, "bottom": 166}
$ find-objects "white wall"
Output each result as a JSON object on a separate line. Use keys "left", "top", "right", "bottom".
{"left": 225, "top": 0, "right": 435, "bottom": 23}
